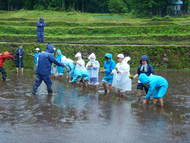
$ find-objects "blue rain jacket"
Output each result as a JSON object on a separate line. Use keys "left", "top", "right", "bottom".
{"left": 103, "top": 53, "right": 116, "bottom": 79}
{"left": 36, "top": 21, "right": 46, "bottom": 32}
{"left": 139, "top": 74, "right": 168, "bottom": 99}
{"left": 36, "top": 43, "right": 65, "bottom": 76}
{"left": 33, "top": 52, "right": 41, "bottom": 65}
{"left": 56, "top": 49, "right": 65, "bottom": 74}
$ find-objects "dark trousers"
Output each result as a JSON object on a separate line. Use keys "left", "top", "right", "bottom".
{"left": 0, "top": 67, "right": 7, "bottom": 81}
{"left": 37, "top": 32, "right": 44, "bottom": 43}
{"left": 33, "top": 74, "right": 53, "bottom": 94}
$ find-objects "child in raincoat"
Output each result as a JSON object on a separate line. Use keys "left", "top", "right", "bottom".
{"left": 133, "top": 55, "right": 154, "bottom": 96}
{"left": 139, "top": 73, "right": 168, "bottom": 107}
{"left": 51, "top": 47, "right": 57, "bottom": 79}
{"left": 0, "top": 51, "right": 13, "bottom": 81}
{"left": 32, "top": 48, "right": 41, "bottom": 71}
{"left": 71, "top": 52, "right": 88, "bottom": 84}
{"left": 112, "top": 54, "right": 131, "bottom": 96}
{"left": 102, "top": 53, "right": 116, "bottom": 94}
{"left": 64, "top": 58, "right": 75, "bottom": 81}
{"left": 86, "top": 53, "right": 100, "bottom": 87}
{"left": 56, "top": 49, "right": 66, "bottom": 77}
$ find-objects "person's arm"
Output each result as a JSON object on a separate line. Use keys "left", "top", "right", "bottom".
{"left": 49, "top": 54, "right": 67, "bottom": 68}
{"left": 105, "top": 62, "right": 115, "bottom": 74}
{"left": 133, "top": 66, "right": 140, "bottom": 79}
{"left": 2, "top": 55, "right": 13, "bottom": 59}
{"left": 145, "top": 84, "right": 156, "bottom": 99}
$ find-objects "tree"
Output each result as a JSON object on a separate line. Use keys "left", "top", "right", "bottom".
{"left": 108, "top": 0, "right": 128, "bottom": 13}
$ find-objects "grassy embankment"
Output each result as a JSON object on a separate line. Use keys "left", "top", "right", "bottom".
{"left": 0, "top": 10, "right": 189, "bottom": 71}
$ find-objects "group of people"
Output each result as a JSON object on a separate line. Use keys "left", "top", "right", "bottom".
{"left": 0, "top": 43, "right": 169, "bottom": 107}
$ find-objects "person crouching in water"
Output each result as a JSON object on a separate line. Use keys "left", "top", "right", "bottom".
{"left": 32, "top": 43, "right": 66, "bottom": 95}
{"left": 71, "top": 52, "right": 88, "bottom": 87}
{"left": 101, "top": 53, "right": 116, "bottom": 94}
{"left": 55, "top": 49, "right": 66, "bottom": 79}
{"left": 32, "top": 48, "right": 41, "bottom": 71}
{"left": 0, "top": 52, "right": 13, "bottom": 81}
{"left": 139, "top": 73, "right": 168, "bottom": 107}
{"left": 133, "top": 55, "right": 154, "bottom": 96}
{"left": 112, "top": 54, "right": 132, "bottom": 96}
{"left": 86, "top": 53, "right": 100, "bottom": 88}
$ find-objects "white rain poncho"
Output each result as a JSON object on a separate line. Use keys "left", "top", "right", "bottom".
{"left": 112, "top": 56, "right": 132, "bottom": 92}
{"left": 86, "top": 53, "right": 100, "bottom": 85}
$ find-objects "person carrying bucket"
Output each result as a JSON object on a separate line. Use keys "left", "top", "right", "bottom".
{"left": 112, "top": 54, "right": 132, "bottom": 96}
{"left": 32, "top": 43, "right": 67, "bottom": 95}
{"left": 0, "top": 51, "right": 13, "bottom": 81}
{"left": 101, "top": 53, "right": 116, "bottom": 94}
{"left": 139, "top": 73, "right": 168, "bottom": 107}
{"left": 15, "top": 45, "right": 25, "bottom": 74}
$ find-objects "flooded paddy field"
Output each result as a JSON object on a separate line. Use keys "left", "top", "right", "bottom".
{"left": 0, "top": 71, "right": 189, "bottom": 143}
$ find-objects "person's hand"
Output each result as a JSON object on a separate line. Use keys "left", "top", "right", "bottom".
{"left": 100, "top": 69, "right": 105, "bottom": 73}
{"left": 129, "top": 75, "right": 134, "bottom": 79}
{"left": 143, "top": 99, "right": 149, "bottom": 104}
{"left": 19, "top": 56, "right": 22, "bottom": 58}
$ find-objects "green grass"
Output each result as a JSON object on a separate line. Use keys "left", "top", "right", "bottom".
{"left": 0, "top": 10, "right": 190, "bottom": 70}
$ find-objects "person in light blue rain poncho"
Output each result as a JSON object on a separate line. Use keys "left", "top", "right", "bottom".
{"left": 56, "top": 49, "right": 66, "bottom": 77}
{"left": 61, "top": 58, "right": 75, "bottom": 81}
{"left": 71, "top": 52, "right": 88, "bottom": 84}
{"left": 102, "top": 53, "right": 116, "bottom": 94}
{"left": 32, "top": 48, "right": 41, "bottom": 71}
{"left": 139, "top": 73, "right": 168, "bottom": 107}
{"left": 86, "top": 53, "right": 100, "bottom": 87}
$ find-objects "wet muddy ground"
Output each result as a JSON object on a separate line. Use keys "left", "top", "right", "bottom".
{"left": 0, "top": 71, "right": 189, "bottom": 143}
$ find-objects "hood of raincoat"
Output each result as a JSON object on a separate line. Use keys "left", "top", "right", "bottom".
{"left": 105, "top": 53, "right": 112, "bottom": 60}
{"left": 75, "top": 52, "right": 82, "bottom": 59}
{"left": 139, "top": 73, "right": 150, "bottom": 84}
{"left": 46, "top": 43, "right": 55, "bottom": 53}
{"left": 124, "top": 56, "right": 131, "bottom": 63}
{"left": 56, "top": 49, "right": 62, "bottom": 56}
{"left": 88, "top": 53, "right": 96, "bottom": 60}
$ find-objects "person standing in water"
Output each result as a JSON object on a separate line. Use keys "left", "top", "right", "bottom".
{"left": 32, "top": 43, "right": 66, "bottom": 95}
{"left": 15, "top": 45, "right": 25, "bottom": 74}
{"left": 32, "top": 48, "right": 41, "bottom": 71}
{"left": 101, "top": 53, "right": 116, "bottom": 94}
{"left": 86, "top": 53, "right": 100, "bottom": 88}
{"left": 139, "top": 73, "right": 168, "bottom": 107}
{"left": 0, "top": 51, "right": 13, "bottom": 81}
{"left": 133, "top": 55, "right": 154, "bottom": 96}
{"left": 112, "top": 54, "right": 132, "bottom": 96}
{"left": 36, "top": 17, "right": 46, "bottom": 43}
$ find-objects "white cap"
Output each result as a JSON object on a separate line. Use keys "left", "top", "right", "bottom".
{"left": 75, "top": 52, "right": 82, "bottom": 58}
{"left": 88, "top": 53, "right": 96, "bottom": 60}
{"left": 35, "top": 48, "right": 40, "bottom": 51}
{"left": 117, "top": 54, "right": 124, "bottom": 59}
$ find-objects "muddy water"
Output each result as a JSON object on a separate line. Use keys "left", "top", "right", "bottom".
{"left": 0, "top": 71, "right": 189, "bottom": 143}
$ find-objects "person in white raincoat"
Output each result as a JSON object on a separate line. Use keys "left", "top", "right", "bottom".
{"left": 112, "top": 54, "right": 132, "bottom": 95}
{"left": 86, "top": 53, "right": 100, "bottom": 86}
{"left": 71, "top": 52, "right": 88, "bottom": 84}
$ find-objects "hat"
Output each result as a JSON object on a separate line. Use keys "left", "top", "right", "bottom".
{"left": 35, "top": 48, "right": 40, "bottom": 51}
{"left": 141, "top": 55, "right": 148, "bottom": 61}
{"left": 88, "top": 53, "right": 96, "bottom": 60}
{"left": 117, "top": 54, "right": 124, "bottom": 59}
{"left": 75, "top": 52, "right": 82, "bottom": 58}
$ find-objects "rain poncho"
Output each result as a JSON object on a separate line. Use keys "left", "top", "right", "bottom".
{"left": 56, "top": 49, "right": 65, "bottom": 76}
{"left": 102, "top": 53, "right": 116, "bottom": 85}
{"left": 86, "top": 53, "right": 100, "bottom": 85}
{"left": 33, "top": 52, "right": 41, "bottom": 71}
{"left": 72, "top": 53, "right": 88, "bottom": 83}
{"left": 36, "top": 18, "right": 46, "bottom": 43}
{"left": 139, "top": 74, "right": 168, "bottom": 99}
{"left": 112, "top": 56, "right": 132, "bottom": 92}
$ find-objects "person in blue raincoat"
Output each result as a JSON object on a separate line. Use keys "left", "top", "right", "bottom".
{"left": 133, "top": 55, "right": 154, "bottom": 96}
{"left": 32, "top": 48, "right": 41, "bottom": 71}
{"left": 64, "top": 58, "right": 75, "bottom": 81}
{"left": 139, "top": 73, "right": 168, "bottom": 107}
{"left": 32, "top": 43, "right": 66, "bottom": 95}
{"left": 15, "top": 45, "right": 25, "bottom": 74}
{"left": 56, "top": 49, "right": 66, "bottom": 78}
{"left": 101, "top": 53, "right": 116, "bottom": 94}
{"left": 36, "top": 18, "right": 46, "bottom": 43}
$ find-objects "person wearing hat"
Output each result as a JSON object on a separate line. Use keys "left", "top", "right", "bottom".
{"left": 133, "top": 55, "right": 154, "bottom": 96}
{"left": 15, "top": 45, "right": 25, "bottom": 74}
{"left": 32, "top": 47, "right": 41, "bottom": 71}
{"left": 101, "top": 53, "right": 116, "bottom": 94}
{"left": 112, "top": 54, "right": 132, "bottom": 96}
{"left": 86, "top": 53, "right": 100, "bottom": 87}
{"left": 32, "top": 43, "right": 66, "bottom": 95}
{"left": 0, "top": 51, "right": 13, "bottom": 81}
{"left": 71, "top": 52, "right": 88, "bottom": 85}
{"left": 36, "top": 17, "right": 46, "bottom": 43}
{"left": 139, "top": 73, "right": 168, "bottom": 107}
